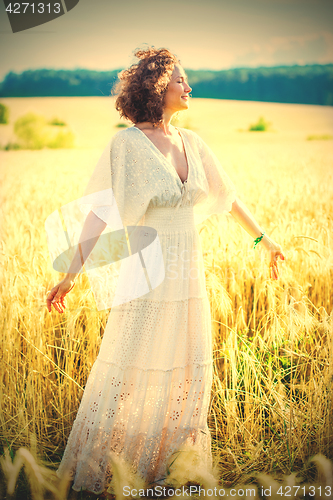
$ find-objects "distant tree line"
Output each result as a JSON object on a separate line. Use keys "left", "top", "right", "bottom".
{"left": 186, "top": 65, "right": 333, "bottom": 105}
{"left": 0, "top": 69, "right": 120, "bottom": 98}
{"left": 0, "top": 65, "right": 332, "bottom": 105}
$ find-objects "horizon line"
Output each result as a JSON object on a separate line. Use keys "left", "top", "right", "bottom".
{"left": 1, "top": 61, "right": 333, "bottom": 79}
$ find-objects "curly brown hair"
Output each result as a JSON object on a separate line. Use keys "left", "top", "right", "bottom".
{"left": 112, "top": 47, "right": 180, "bottom": 126}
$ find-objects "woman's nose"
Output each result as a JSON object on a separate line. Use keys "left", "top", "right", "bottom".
{"left": 185, "top": 83, "right": 192, "bottom": 93}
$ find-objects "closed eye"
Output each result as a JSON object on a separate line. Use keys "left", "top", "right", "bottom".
{"left": 176, "top": 76, "right": 189, "bottom": 84}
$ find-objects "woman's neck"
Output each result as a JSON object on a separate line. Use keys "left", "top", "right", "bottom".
{"left": 135, "top": 109, "right": 175, "bottom": 136}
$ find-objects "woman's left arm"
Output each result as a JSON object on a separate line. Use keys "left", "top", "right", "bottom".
{"left": 230, "top": 197, "right": 285, "bottom": 280}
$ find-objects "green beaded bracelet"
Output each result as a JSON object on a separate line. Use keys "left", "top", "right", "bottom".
{"left": 253, "top": 231, "right": 265, "bottom": 249}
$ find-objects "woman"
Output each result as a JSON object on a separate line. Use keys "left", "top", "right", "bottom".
{"left": 47, "top": 47, "right": 285, "bottom": 495}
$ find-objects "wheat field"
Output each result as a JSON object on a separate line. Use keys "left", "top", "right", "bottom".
{"left": 0, "top": 96, "right": 333, "bottom": 499}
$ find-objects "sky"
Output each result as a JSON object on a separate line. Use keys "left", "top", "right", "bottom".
{"left": 0, "top": 0, "right": 332, "bottom": 80}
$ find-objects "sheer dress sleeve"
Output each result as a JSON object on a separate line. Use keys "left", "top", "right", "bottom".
{"left": 78, "top": 129, "right": 154, "bottom": 230}
{"left": 185, "top": 130, "right": 237, "bottom": 225}
{"left": 75, "top": 129, "right": 163, "bottom": 309}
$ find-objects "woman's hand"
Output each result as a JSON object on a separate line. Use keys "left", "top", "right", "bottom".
{"left": 261, "top": 238, "right": 285, "bottom": 280}
{"left": 229, "top": 199, "right": 286, "bottom": 280}
{"left": 46, "top": 278, "right": 75, "bottom": 313}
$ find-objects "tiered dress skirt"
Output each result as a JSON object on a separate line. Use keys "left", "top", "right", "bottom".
{"left": 56, "top": 204, "right": 214, "bottom": 494}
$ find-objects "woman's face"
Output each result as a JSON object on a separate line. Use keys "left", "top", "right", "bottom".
{"left": 163, "top": 64, "right": 192, "bottom": 112}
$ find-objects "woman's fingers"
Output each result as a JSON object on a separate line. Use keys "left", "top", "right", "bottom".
{"left": 48, "top": 291, "right": 63, "bottom": 313}
{"left": 52, "top": 291, "right": 66, "bottom": 313}
{"left": 270, "top": 262, "right": 278, "bottom": 279}
{"left": 52, "top": 300, "right": 64, "bottom": 313}
{"left": 46, "top": 281, "right": 75, "bottom": 313}
{"left": 46, "top": 289, "right": 56, "bottom": 312}
{"left": 269, "top": 249, "right": 285, "bottom": 279}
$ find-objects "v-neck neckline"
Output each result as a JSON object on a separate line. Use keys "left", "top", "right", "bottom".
{"left": 132, "top": 125, "right": 190, "bottom": 185}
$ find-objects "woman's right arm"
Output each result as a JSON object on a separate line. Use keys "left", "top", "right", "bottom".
{"left": 46, "top": 210, "right": 107, "bottom": 313}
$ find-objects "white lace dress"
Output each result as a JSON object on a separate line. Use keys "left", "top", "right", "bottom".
{"left": 55, "top": 126, "right": 237, "bottom": 494}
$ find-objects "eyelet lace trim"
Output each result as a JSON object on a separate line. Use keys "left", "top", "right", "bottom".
{"left": 56, "top": 362, "right": 213, "bottom": 494}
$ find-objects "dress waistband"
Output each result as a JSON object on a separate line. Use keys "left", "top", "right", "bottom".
{"left": 143, "top": 205, "right": 195, "bottom": 231}
{"left": 144, "top": 179, "right": 194, "bottom": 231}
